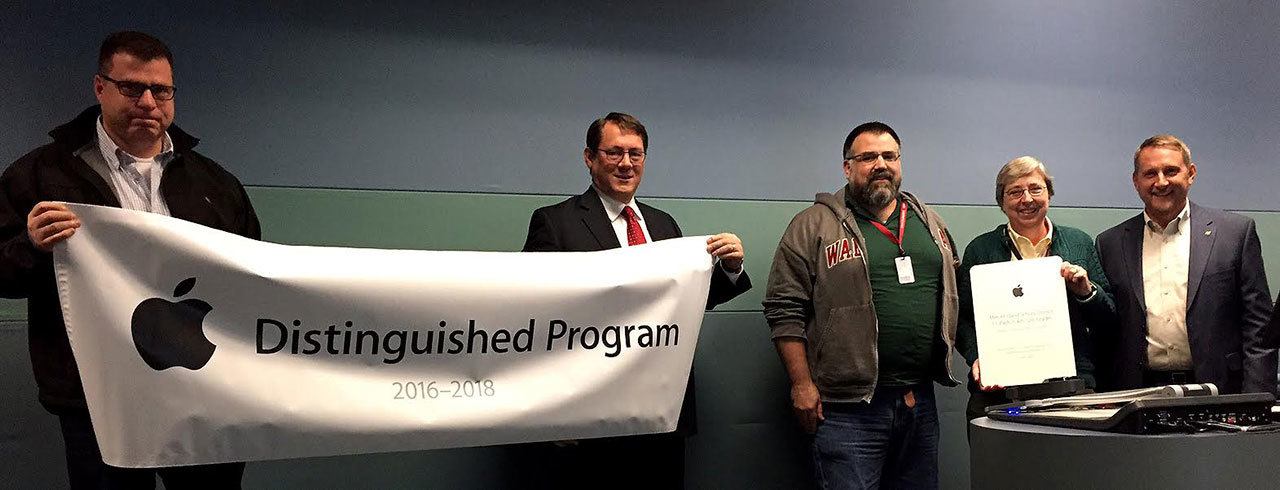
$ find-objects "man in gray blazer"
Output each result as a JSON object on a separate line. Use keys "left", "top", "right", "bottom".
{"left": 1096, "top": 134, "right": 1277, "bottom": 395}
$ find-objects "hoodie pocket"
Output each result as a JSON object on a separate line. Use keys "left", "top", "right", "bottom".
{"left": 811, "top": 305, "right": 877, "bottom": 392}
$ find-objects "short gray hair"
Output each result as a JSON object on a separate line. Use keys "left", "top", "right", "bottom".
{"left": 995, "top": 156, "right": 1055, "bottom": 206}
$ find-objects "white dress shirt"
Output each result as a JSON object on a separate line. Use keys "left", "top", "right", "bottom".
{"left": 596, "top": 189, "right": 654, "bottom": 246}
{"left": 75, "top": 118, "right": 174, "bottom": 216}
{"left": 1142, "top": 202, "right": 1192, "bottom": 370}
{"left": 595, "top": 187, "right": 742, "bottom": 281}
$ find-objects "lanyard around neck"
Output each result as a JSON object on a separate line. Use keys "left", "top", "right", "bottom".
{"left": 864, "top": 201, "right": 909, "bottom": 256}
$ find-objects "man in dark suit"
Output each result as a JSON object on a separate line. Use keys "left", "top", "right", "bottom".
{"left": 520, "top": 112, "right": 750, "bottom": 488}
{"left": 1096, "top": 134, "right": 1276, "bottom": 395}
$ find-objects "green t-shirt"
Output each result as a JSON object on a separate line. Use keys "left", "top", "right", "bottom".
{"left": 848, "top": 192, "right": 943, "bottom": 386}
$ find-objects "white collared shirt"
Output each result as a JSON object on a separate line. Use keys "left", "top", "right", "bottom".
{"left": 76, "top": 118, "right": 174, "bottom": 216}
{"left": 1142, "top": 202, "right": 1192, "bottom": 370}
{"left": 595, "top": 188, "right": 653, "bottom": 247}
{"left": 594, "top": 187, "right": 742, "bottom": 281}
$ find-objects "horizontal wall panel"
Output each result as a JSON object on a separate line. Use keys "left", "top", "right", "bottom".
{"left": 3, "top": 188, "right": 1277, "bottom": 321}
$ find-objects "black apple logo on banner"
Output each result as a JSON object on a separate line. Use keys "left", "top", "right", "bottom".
{"left": 131, "top": 277, "right": 216, "bottom": 370}
{"left": 1012, "top": 284, "right": 1024, "bottom": 298}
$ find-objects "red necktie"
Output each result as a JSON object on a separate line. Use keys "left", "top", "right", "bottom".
{"left": 623, "top": 206, "right": 647, "bottom": 246}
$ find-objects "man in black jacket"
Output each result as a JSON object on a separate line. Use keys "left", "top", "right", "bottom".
{"left": 0, "top": 31, "right": 258, "bottom": 489}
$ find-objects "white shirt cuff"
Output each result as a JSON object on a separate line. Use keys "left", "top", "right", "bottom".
{"left": 1073, "top": 283, "right": 1098, "bottom": 303}
{"left": 719, "top": 260, "right": 744, "bottom": 284}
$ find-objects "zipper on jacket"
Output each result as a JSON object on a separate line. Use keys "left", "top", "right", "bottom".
{"left": 894, "top": 193, "right": 961, "bottom": 385}
{"left": 837, "top": 211, "right": 879, "bottom": 403}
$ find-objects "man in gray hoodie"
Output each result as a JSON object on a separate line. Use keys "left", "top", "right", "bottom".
{"left": 763, "top": 121, "right": 960, "bottom": 489}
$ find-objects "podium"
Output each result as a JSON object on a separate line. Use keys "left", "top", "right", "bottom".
{"left": 970, "top": 417, "right": 1280, "bottom": 489}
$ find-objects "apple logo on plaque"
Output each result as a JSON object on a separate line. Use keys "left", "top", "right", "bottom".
{"left": 131, "top": 277, "right": 216, "bottom": 370}
{"left": 1012, "top": 284, "right": 1024, "bottom": 298}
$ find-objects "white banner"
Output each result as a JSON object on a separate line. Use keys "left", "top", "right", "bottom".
{"left": 52, "top": 204, "right": 713, "bottom": 468}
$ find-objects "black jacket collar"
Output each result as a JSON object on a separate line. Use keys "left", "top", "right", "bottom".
{"left": 48, "top": 105, "right": 199, "bottom": 154}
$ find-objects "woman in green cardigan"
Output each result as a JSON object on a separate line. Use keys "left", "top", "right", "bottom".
{"left": 955, "top": 156, "right": 1117, "bottom": 421}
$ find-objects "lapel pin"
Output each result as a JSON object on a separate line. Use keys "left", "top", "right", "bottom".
{"left": 1204, "top": 230, "right": 1212, "bottom": 236}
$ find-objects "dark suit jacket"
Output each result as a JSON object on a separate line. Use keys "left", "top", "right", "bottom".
{"left": 1096, "top": 203, "right": 1277, "bottom": 395}
{"left": 522, "top": 186, "right": 752, "bottom": 434}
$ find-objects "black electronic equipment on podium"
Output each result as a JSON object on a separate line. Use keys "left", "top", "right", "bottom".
{"left": 1001, "top": 376, "right": 1090, "bottom": 402}
{"left": 970, "top": 385, "right": 1280, "bottom": 488}
{"left": 986, "top": 383, "right": 1279, "bottom": 434}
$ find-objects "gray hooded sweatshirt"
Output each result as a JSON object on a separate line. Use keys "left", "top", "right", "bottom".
{"left": 763, "top": 188, "right": 961, "bottom": 402}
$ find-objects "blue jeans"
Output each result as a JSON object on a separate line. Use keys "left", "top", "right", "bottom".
{"left": 812, "top": 384, "right": 939, "bottom": 490}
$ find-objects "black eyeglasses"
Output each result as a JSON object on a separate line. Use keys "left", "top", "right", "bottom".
{"left": 595, "top": 148, "right": 646, "bottom": 164}
{"left": 98, "top": 74, "right": 176, "bottom": 101}
{"left": 845, "top": 151, "right": 901, "bottom": 164}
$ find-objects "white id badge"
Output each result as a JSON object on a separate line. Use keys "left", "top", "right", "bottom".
{"left": 895, "top": 256, "right": 915, "bottom": 284}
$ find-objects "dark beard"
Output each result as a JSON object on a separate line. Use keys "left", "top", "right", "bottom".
{"left": 855, "top": 176, "right": 899, "bottom": 211}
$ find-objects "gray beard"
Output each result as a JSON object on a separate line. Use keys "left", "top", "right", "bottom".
{"left": 857, "top": 181, "right": 899, "bottom": 210}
